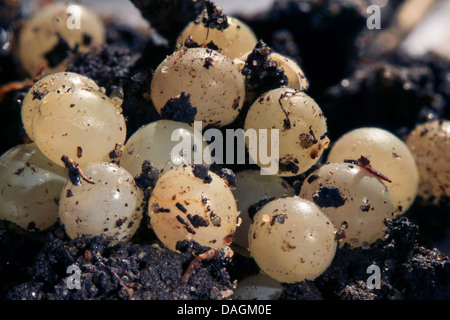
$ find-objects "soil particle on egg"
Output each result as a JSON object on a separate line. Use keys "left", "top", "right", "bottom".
{"left": 160, "top": 92, "right": 197, "bottom": 124}
{"left": 192, "top": 164, "right": 213, "bottom": 184}
{"left": 241, "top": 40, "right": 288, "bottom": 102}
{"left": 196, "top": 0, "right": 229, "bottom": 31}
{"left": 216, "top": 168, "right": 236, "bottom": 188}
{"left": 134, "top": 160, "right": 159, "bottom": 195}
{"left": 312, "top": 186, "right": 347, "bottom": 209}
{"left": 175, "top": 202, "right": 188, "bottom": 214}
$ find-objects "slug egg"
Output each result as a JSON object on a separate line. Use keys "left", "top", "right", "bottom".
{"left": 244, "top": 87, "right": 329, "bottom": 176}
{"left": 150, "top": 48, "right": 245, "bottom": 127}
{"left": 176, "top": 16, "right": 258, "bottom": 60}
{"left": 327, "top": 127, "right": 419, "bottom": 216}
{"left": 18, "top": 2, "right": 105, "bottom": 76}
{"left": 58, "top": 162, "right": 145, "bottom": 242}
{"left": 31, "top": 85, "right": 126, "bottom": 167}
{"left": 232, "top": 170, "right": 296, "bottom": 250}
{"left": 238, "top": 52, "right": 309, "bottom": 91}
{"left": 405, "top": 120, "right": 450, "bottom": 205}
{"left": 248, "top": 196, "right": 337, "bottom": 283}
{"left": 299, "top": 162, "right": 395, "bottom": 247}
{"left": 148, "top": 165, "right": 239, "bottom": 251}
{"left": 232, "top": 274, "right": 283, "bottom": 300}
{"left": 0, "top": 143, "right": 67, "bottom": 231}
{"left": 22, "top": 72, "right": 100, "bottom": 141}
{"left": 120, "top": 120, "right": 211, "bottom": 177}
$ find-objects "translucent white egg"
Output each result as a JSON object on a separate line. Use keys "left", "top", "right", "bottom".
{"left": 270, "top": 53, "right": 309, "bottom": 91}
{"left": 0, "top": 143, "right": 67, "bottom": 231}
{"left": 299, "top": 162, "right": 395, "bottom": 247}
{"left": 405, "top": 120, "right": 450, "bottom": 205}
{"left": 18, "top": 2, "right": 105, "bottom": 76}
{"left": 248, "top": 196, "right": 337, "bottom": 283}
{"left": 120, "top": 120, "right": 211, "bottom": 177}
{"left": 150, "top": 48, "right": 246, "bottom": 127}
{"left": 148, "top": 165, "right": 239, "bottom": 251}
{"left": 232, "top": 274, "right": 284, "bottom": 300}
{"left": 21, "top": 72, "right": 100, "bottom": 141}
{"left": 176, "top": 16, "right": 258, "bottom": 60}
{"left": 237, "top": 52, "right": 309, "bottom": 91}
{"left": 232, "top": 170, "right": 295, "bottom": 250}
{"left": 244, "top": 87, "right": 329, "bottom": 176}
{"left": 31, "top": 86, "right": 126, "bottom": 167}
{"left": 58, "top": 162, "right": 145, "bottom": 241}
{"left": 327, "top": 127, "right": 419, "bottom": 216}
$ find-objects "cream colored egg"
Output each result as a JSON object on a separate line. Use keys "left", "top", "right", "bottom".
{"left": 270, "top": 53, "right": 309, "bottom": 91}
{"left": 327, "top": 127, "right": 419, "bottom": 216}
{"left": 248, "top": 196, "right": 337, "bottom": 283}
{"left": 237, "top": 52, "right": 309, "bottom": 91}
{"left": 232, "top": 274, "right": 284, "bottom": 300}
{"left": 232, "top": 170, "right": 295, "bottom": 250}
{"left": 21, "top": 72, "right": 100, "bottom": 141}
{"left": 176, "top": 16, "right": 257, "bottom": 60}
{"left": 120, "top": 120, "right": 211, "bottom": 177}
{"left": 150, "top": 48, "right": 245, "bottom": 127}
{"left": 406, "top": 120, "right": 450, "bottom": 205}
{"left": 300, "top": 162, "right": 395, "bottom": 247}
{"left": 244, "top": 87, "right": 329, "bottom": 176}
{"left": 0, "top": 143, "right": 67, "bottom": 231}
{"left": 148, "top": 165, "right": 239, "bottom": 251}
{"left": 18, "top": 2, "right": 105, "bottom": 76}
{"left": 31, "top": 86, "right": 126, "bottom": 167}
{"left": 58, "top": 162, "right": 145, "bottom": 241}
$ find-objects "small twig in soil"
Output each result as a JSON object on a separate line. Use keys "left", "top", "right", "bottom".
{"left": 93, "top": 252, "right": 135, "bottom": 300}
{"left": 0, "top": 65, "right": 45, "bottom": 102}
{"left": 180, "top": 249, "right": 217, "bottom": 284}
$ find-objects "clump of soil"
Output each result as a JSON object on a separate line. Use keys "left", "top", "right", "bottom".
{"left": 5, "top": 230, "right": 234, "bottom": 300}
{"left": 299, "top": 217, "right": 450, "bottom": 300}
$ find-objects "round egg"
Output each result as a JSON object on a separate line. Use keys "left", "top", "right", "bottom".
{"left": 327, "top": 127, "right": 419, "bottom": 216}
{"left": 21, "top": 72, "right": 100, "bottom": 141}
{"left": 18, "top": 2, "right": 105, "bottom": 76}
{"left": 0, "top": 143, "right": 67, "bottom": 231}
{"left": 148, "top": 164, "right": 239, "bottom": 251}
{"left": 232, "top": 274, "right": 284, "bottom": 300}
{"left": 176, "top": 16, "right": 257, "bottom": 60}
{"left": 232, "top": 170, "right": 296, "bottom": 250}
{"left": 120, "top": 120, "right": 212, "bottom": 177}
{"left": 300, "top": 162, "right": 395, "bottom": 247}
{"left": 248, "top": 196, "right": 337, "bottom": 283}
{"left": 270, "top": 53, "right": 309, "bottom": 91}
{"left": 150, "top": 48, "right": 245, "bottom": 127}
{"left": 406, "top": 120, "right": 450, "bottom": 205}
{"left": 31, "top": 85, "right": 126, "bottom": 167}
{"left": 58, "top": 162, "right": 145, "bottom": 241}
{"left": 244, "top": 87, "right": 329, "bottom": 176}
{"left": 237, "top": 51, "right": 309, "bottom": 91}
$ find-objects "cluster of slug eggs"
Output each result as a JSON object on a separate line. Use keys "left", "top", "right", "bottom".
{"left": 0, "top": 2, "right": 447, "bottom": 287}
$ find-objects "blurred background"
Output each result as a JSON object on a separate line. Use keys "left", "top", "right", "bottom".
{"left": 17, "top": 0, "right": 450, "bottom": 60}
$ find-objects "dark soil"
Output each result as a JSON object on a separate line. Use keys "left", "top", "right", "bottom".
{"left": 4, "top": 231, "right": 234, "bottom": 300}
